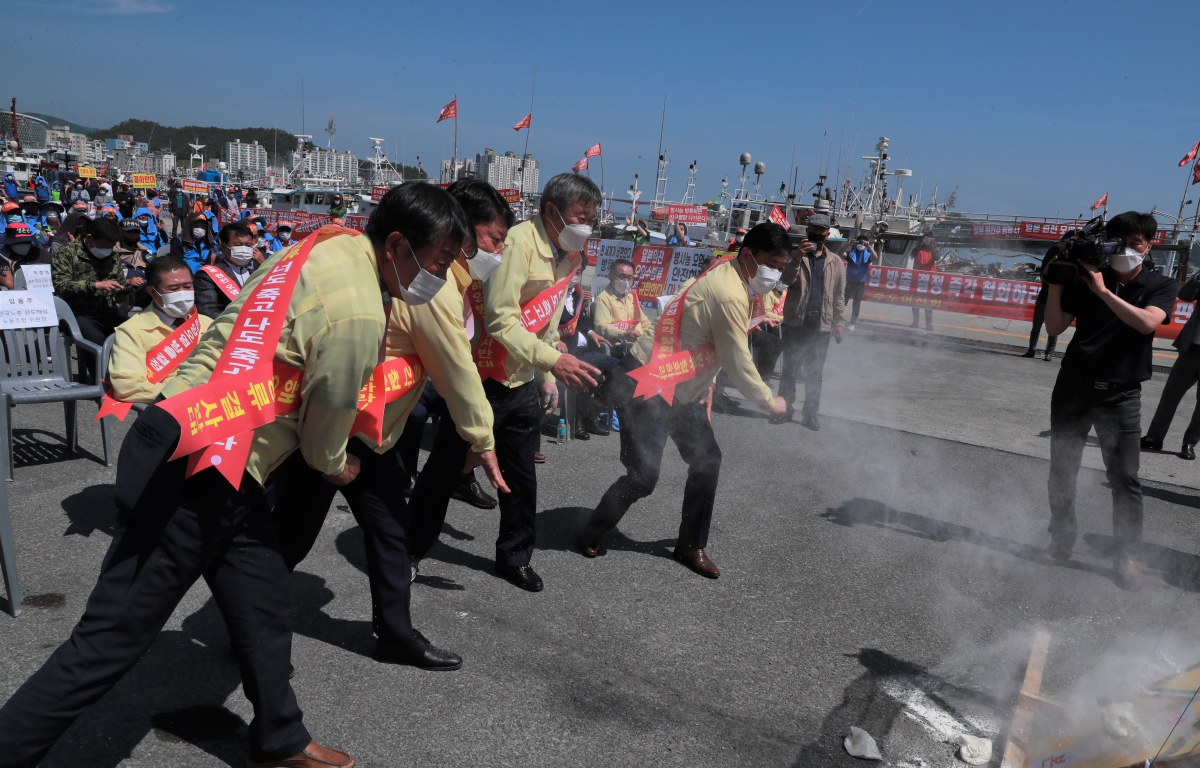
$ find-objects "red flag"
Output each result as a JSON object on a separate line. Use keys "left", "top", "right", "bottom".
{"left": 1193, "top": 164, "right": 1200, "bottom": 185}
{"left": 572, "top": 156, "right": 588, "bottom": 173}
{"left": 584, "top": 143, "right": 602, "bottom": 158}
{"left": 1090, "top": 192, "right": 1108, "bottom": 211}
{"left": 1180, "top": 138, "right": 1200, "bottom": 167}
{"left": 437, "top": 99, "right": 458, "bottom": 123}
{"left": 769, "top": 205, "right": 789, "bottom": 228}
{"left": 513, "top": 113, "right": 531, "bottom": 131}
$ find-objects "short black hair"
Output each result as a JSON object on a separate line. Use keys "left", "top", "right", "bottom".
{"left": 741, "top": 222, "right": 790, "bottom": 255}
{"left": 87, "top": 216, "right": 120, "bottom": 244}
{"left": 447, "top": 179, "right": 515, "bottom": 229}
{"left": 611, "top": 258, "right": 634, "bottom": 273}
{"left": 219, "top": 220, "right": 253, "bottom": 246}
{"left": 366, "top": 183, "right": 472, "bottom": 253}
{"left": 145, "top": 254, "right": 191, "bottom": 290}
{"left": 1106, "top": 211, "right": 1158, "bottom": 241}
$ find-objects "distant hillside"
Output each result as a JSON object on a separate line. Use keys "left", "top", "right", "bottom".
{"left": 25, "top": 113, "right": 100, "bottom": 136}
{"left": 94, "top": 119, "right": 299, "bottom": 168}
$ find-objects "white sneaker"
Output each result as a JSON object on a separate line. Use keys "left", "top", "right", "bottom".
{"left": 847, "top": 323, "right": 856, "bottom": 331}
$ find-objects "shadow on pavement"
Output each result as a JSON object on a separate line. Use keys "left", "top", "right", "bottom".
{"left": 61, "top": 483, "right": 117, "bottom": 538}
{"left": 1143, "top": 483, "right": 1200, "bottom": 511}
{"left": 535, "top": 506, "right": 676, "bottom": 561}
{"left": 334, "top": 524, "right": 465, "bottom": 591}
{"left": 1082, "top": 533, "right": 1200, "bottom": 591}
{"left": 11, "top": 427, "right": 104, "bottom": 470}
{"left": 289, "top": 568, "right": 375, "bottom": 660}
{"left": 820, "top": 498, "right": 1115, "bottom": 580}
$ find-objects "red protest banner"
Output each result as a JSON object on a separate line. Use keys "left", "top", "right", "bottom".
{"left": 865, "top": 266, "right": 1039, "bottom": 321}
{"left": 768, "top": 205, "right": 789, "bottom": 229}
{"left": 497, "top": 188, "right": 520, "bottom": 204}
{"left": 971, "top": 223, "right": 1022, "bottom": 239}
{"left": 371, "top": 186, "right": 390, "bottom": 202}
{"left": 667, "top": 204, "right": 708, "bottom": 225}
{"left": 181, "top": 179, "right": 208, "bottom": 195}
{"left": 630, "top": 245, "right": 671, "bottom": 300}
{"left": 1018, "top": 221, "right": 1086, "bottom": 240}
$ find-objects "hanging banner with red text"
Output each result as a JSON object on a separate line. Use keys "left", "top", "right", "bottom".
{"left": 371, "top": 186, "right": 391, "bottom": 202}
{"left": 667, "top": 204, "right": 708, "bottom": 224}
{"left": 864, "top": 265, "right": 1191, "bottom": 340}
{"left": 181, "top": 179, "right": 209, "bottom": 195}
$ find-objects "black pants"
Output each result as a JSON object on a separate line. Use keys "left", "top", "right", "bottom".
{"left": 1146, "top": 346, "right": 1200, "bottom": 446}
{"left": 170, "top": 212, "right": 183, "bottom": 237}
{"left": 0, "top": 406, "right": 309, "bottom": 766}
{"left": 779, "top": 319, "right": 831, "bottom": 416}
{"left": 75, "top": 312, "right": 123, "bottom": 381}
{"left": 270, "top": 438, "right": 414, "bottom": 641}
{"left": 912, "top": 306, "right": 933, "bottom": 328}
{"left": 749, "top": 326, "right": 784, "bottom": 380}
{"left": 845, "top": 280, "right": 866, "bottom": 325}
{"left": 1028, "top": 289, "right": 1058, "bottom": 355}
{"left": 1048, "top": 375, "right": 1143, "bottom": 558}
{"left": 484, "top": 380, "right": 543, "bottom": 567}
{"left": 404, "top": 382, "right": 473, "bottom": 563}
{"left": 586, "top": 384, "right": 721, "bottom": 549}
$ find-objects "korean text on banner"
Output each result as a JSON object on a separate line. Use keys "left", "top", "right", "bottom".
{"left": 971, "top": 223, "right": 1022, "bottom": 239}
{"left": 666, "top": 204, "right": 708, "bottom": 225}
{"left": 181, "top": 179, "right": 208, "bottom": 195}
{"left": 586, "top": 239, "right": 635, "bottom": 275}
{"left": 131, "top": 173, "right": 157, "bottom": 189}
{"left": 629, "top": 245, "right": 671, "bottom": 301}
{"left": 370, "top": 186, "right": 390, "bottom": 202}
{"left": 77, "top": 166, "right": 97, "bottom": 179}
{"left": 497, "top": 188, "right": 521, "bottom": 204}
{"left": 0, "top": 290, "right": 58, "bottom": 329}
{"left": 663, "top": 248, "right": 711, "bottom": 296}
{"left": 865, "top": 265, "right": 1039, "bottom": 321}
{"left": 19, "top": 264, "right": 52, "bottom": 292}
{"left": 768, "top": 205, "right": 790, "bottom": 229}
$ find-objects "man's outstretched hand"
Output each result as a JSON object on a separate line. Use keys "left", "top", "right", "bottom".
{"left": 464, "top": 449, "right": 510, "bottom": 494}
{"left": 551, "top": 354, "right": 600, "bottom": 393}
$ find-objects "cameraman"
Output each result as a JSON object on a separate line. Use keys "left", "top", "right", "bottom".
{"left": 1042, "top": 211, "right": 1177, "bottom": 590}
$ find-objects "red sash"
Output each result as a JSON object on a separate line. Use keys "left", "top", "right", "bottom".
{"left": 200, "top": 264, "right": 240, "bottom": 301}
{"left": 557, "top": 285, "right": 584, "bottom": 338}
{"left": 157, "top": 227, "right": 353, "bottom": 488}
{"left": 609, "top": 290, "right": 643, "bottom": 333}
{"left": 469, "top": 264, "right": 579, "bottom": 381}
{"left": 771, "top": 290, "right": 787, "bottom": 316}
{"left": 349, "top": 353, "right": 425, "bottom": 446}
{"left": 95, "top": 309, "right": 204, "bottom": 422}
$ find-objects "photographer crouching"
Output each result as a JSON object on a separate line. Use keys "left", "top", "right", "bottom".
{"left": 1041, "top": 211, "right": 1177, "bottom": 590}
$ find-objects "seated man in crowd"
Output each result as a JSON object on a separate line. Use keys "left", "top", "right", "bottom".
{"left": 114, "top": 217, "right": 150, "bottom": 313}
{"left": 593, "top": 258, "right": 651, "bottom": 358}
{"left": 194, "top": 220, "right": 259, "bottom": 319}
{"left": 0, "top": 222, "right": 52, "bottom": 289}
{"left": 51, "top": 216, "right": 128, "bottom": 377}
{"left": 108, "top": 255, "right": 212, "bottom": 403}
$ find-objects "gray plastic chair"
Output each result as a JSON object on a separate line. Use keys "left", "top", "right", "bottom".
{"left": 0, "top": 301, "right": 110, "bottom": 481}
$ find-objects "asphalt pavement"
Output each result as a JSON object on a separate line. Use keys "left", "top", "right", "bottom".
{"left": 0, "top": 330, "right": 1198, "bottom": 767}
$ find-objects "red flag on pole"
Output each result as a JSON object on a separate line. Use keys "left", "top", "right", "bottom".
{"left": 1179, "top": 138, "right": 1200, "bottom": 167}
{"left": 513, "top": 114, "right": 531, "bottom": 131}
{"left": 572, "top": 156, "right": 588, "bottom": 173}
{"left": 437, "top": 99, "right": 458, "bottom": 123}
{"left": 1090, "top": 192, "right": 1108, "bottom": 211}
{"left": 584, "top": 143, "right": 602, "bottom": 158}
{"left": 1193, "top": 164, "right": 1200, "bottom": 185}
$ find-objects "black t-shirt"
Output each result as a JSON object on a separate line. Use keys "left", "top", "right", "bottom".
{"left": 1059, "top": 266, "right": 1177, "bottom": 384}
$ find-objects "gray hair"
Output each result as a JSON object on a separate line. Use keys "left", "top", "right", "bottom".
{"left": 540, "top": 173, "right": 601, "bottom": 215}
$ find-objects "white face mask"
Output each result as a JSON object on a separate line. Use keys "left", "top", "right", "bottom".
{"left": 748, "top": 263, "right": 782, "bottom": 295}
{"left": 611, "top": 278, "right": 631, "bottom": 296}
{"left": 467, "top": 249, "right": 503, "bottom": 282}
{"left": 1111, "top": 246, "right": 1144, "bottom": 273}
{"left": 393, "top": 244, "right": 446, "bottom": 306}
{"left": 277, "top": 231, "right": 291, "bottom": 242}
{"left": 157, "top": 289, "right": 194, "bottom": 318}
{"left": 192, "top": 227, "right": 207, "bottom": 240}
{"left": 226, "top": 245, "right": 256, "bottom": 266}
{"left": 552, "top": 208, "right": 591, "bottom": 252}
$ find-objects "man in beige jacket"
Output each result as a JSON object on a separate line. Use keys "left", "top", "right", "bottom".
{"left": 776, "top": 214, "right": 846, "bottom": 430}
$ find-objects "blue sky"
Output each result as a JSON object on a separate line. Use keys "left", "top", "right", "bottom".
{"left": 9, "top": 0, "right": 1200, "bottom": 219}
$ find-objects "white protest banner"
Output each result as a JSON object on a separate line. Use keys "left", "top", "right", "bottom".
{"left": 585, "top": 239, "right": 636, "bottom": 277}
{"left": 19, "top": 265, "right": 52, "bottom": 292}
{"left": 663, "top": 248, "right": 711, "bottom": 296}
{"left": 0, "top": 290, "right": 58, "bottom": 329}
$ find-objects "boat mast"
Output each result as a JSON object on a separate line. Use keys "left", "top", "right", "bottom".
{"left": 652, "top": 93, "right": 669, "bottom": 213}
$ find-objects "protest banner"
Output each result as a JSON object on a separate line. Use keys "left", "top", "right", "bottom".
{"left": 77, "top": 166, "right": 97, "bottom": 179}
{"left": 497, "top": 188, "right": 521, "bottom": 204}
{"left": 181, "top": 179, "right": 208, "bottom": 195}
{"left": 666, "top": 204, "right": 708, "bottom": 225}
{"left": 370, "top": 186, "right": 390, "bottom": 202}
{"left": 131, "top": 173, "right": 157, "bottom": 189}
{"left": 0, "top": 290, "right": 57, "bottom": 330}
{"left": 18, "top": 265, "right": 52, "bottom": 292}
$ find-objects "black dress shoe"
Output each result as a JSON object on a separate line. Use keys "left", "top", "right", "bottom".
{"left": 573, "top": 426, "right": 591, "bottom": 441}
{"left": 800, "top": 413, "right": 820, "bottom": 431}
{"left": 495, "top": 562, "right": 543, "bottom": 592}
{"left": 1140, "top": 436, "right": 1164, "bottom": 451}
{"left": 1021, "top": 349, "right": 1037, "bottom": 358}
{"left": 375, "top": 630, "right": 463, "bottom": 670}
{"left": 1181, "top": 444, "right": 1196, "bottom": 461}
{"left": 452, "top": 474, "right": 498, "bottom": 509}
{"left": 581, "top": 417, "right": 610, "bottom": 436}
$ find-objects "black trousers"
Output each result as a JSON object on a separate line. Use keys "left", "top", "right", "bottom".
{"left": 1028, "top": 288, "right": 1058, "bottom": 355}
{"left": 0, "top": 406, "right": 309, "bottom": 766}
{"left": 585, "top": 381, "right": 722, "bottom": 549}
{"left": 1048, "top": 375, "right": 1143, "bottom": 557}
{"left": 749, "top": 326, "right": 784, "bottom": 380}
{"left": 845, "top": 280, "right": 866, "bottom": 325}
{"left": 404, "top": 382, "right": 472, "bottom": 563}
{"left": 75, "top": 312, "right": 123, "bottom": 380}
{"left": 269, "top": 438, "right": 414, "bottom": 642}
{"left": 1146, "top": 345, "right": 1200, "bottom": 446}
{"left": 779, "top": 319, "right": 831, "bottom": 416}
{"left": 484, "top": 379, "right": 543, "bottom": 567}
{"left": 911, "top": 306, "right": 933, "bottom": 328}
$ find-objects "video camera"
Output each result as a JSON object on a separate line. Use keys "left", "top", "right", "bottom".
{"left": 1042, "top": 216, "right": 1124, "bottom": 285}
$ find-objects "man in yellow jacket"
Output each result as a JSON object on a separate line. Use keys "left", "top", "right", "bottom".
{"left": 482, "top": 173, "right": 602, "bottom": 591}
{"left": 108, "top": 254, "right": 213, "bottom": 403}
{"left": 0, "top": 192, "right": 470, "bottom": 767}
{"left": 592, "top": 256, "right": 651, "bottom": 358}
{"left": 269, "top": 184, "right": 507, "bottom": 671}
{"left": 579, "top": 223, "right": 789, "bottom": 579}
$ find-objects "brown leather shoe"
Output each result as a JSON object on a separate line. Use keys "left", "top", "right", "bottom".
{"left": 247, "top": 741, "right": 354, "bottom": 768}
{"left": 533, "top": 452, "right": 546, "bottom": 464}
{"left": 673, "top": 545, "right": 720, "bottom": 579}
{"left": 1114, "top": 556, "right": 1146, "bottom": 592}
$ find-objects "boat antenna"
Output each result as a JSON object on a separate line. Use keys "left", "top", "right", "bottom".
{"left": 301, "top": 77, "right": 305, "bottom": 138}
{"left": 834, "top": 124, "right": 844, "bottom": 209}
{"left": 10, "top": 99, "right": 21, "bottom": 155}
{"left": 788, "top": 142, "right": 796, "bottom": 197}
{"left": 816, "top": 82, "right": 832, "bottom": 181}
